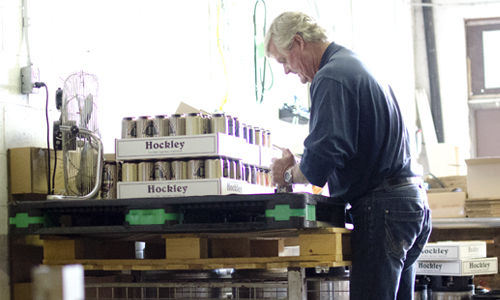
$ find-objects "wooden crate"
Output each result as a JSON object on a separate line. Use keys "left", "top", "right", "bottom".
{"left": 40, "top": 227, "right": 351, "bottom": 271}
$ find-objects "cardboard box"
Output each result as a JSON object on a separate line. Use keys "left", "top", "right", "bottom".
{"left": 427, "top": 191, "right": 466, "bottom": 218}
{"left": 466, "top": 157, "right": 500, "bottom": 199}
{"left": 419, "top": 241, "right": 487, "bottom": 261}
{"left": 117, "top": 178, "right": 274, "bottom": 199}
{"left": 8, "top": 147, "right": 65, "bottom": 196}
{"left": 416, "top": 257, "right": 497, "bottom": 276}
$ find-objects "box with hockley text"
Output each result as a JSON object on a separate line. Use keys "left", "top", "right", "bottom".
{"left": 416, "top": 257, "right": 497, "bottom": 276}
{"left": 115, "top": 133, "right": 260, "bottom": 166}
{"left": 117, "top": 178, "right": 274, "bottom": 199}
{"left": 419, "top": 241, "right": 487, "bottom": 261}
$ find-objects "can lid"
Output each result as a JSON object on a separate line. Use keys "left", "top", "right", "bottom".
{"left": 122, "top": 116, "right": 134, "bottom": 120}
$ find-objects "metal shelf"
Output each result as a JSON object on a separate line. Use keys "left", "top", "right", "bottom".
{"left": 432, "top": 217, "right": 500, "bottom": 229}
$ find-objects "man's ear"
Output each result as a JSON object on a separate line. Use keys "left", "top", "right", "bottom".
{"left": 294, "top": 34, "right": 305, "bottom": 50}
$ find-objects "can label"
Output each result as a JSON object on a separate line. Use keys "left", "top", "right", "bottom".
{"left": 226, "top": 115, "right": 234, "bottom": 136}
{"left": 228, "top": 159, "right": 236, "bottom": 179}
{"left": 202, "top": 115, "right": 211, "bottom": 134}
{"left": 247, "top": 126, "right": 254, "bottom": 144}
{"left": 101, "top": 162, "right": 117, "bottom": 199}
{"left": 187, "top": 159, "right": 205, "bottom": 179}
{"left": 243, "top": 164, "right": 250, "bottom": 183}
{"left": 153, "top": 115, "right": 169, "bottom": 137}
{"left": 241, "top": 124, "right": 248, "bottom": 143}
{"left": 136, "top": 116, "right": 154, "bottom": 138}
{"left": 234, "top": 160, "right": 242, "bottom": 180}
{"left": 168, "top": 114, "right": 186, "bottom": 136}
{"left": 233, "top": 117, "right": 240, "bottom": 137}
{"left": 121, "top": 117, "right": 136, "bottom": 138}
{"left": 154, "top": 161, "right": 171, "bottom": 180}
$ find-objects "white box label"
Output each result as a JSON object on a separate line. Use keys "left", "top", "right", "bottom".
{"left": 116, "top": 135, "right": 217, "bottom": 160}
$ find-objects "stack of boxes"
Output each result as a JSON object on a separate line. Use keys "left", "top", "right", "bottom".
{"left": 416, "top": 240, "right": 498, "bottom": 276}
{"left": 112, "top": 112, "right": 280, "bottom": 199}
{"left": 465, "top": 157, "right": 500, "bottom": 217}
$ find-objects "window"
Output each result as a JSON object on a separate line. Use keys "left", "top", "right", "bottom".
{"left": 466, "top": 17, "right": 500, "bottom": 98}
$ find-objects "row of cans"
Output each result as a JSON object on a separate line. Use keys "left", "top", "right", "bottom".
{"left": 100, "top": 158, "right": 273, "bottom": 199}
{"left": 121, "top": 113, "right": 272, "bottom": 147}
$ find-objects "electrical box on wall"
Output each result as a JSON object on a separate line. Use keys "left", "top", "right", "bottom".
{"left": 20, "top": 65, "right": 40, "bottom": 94}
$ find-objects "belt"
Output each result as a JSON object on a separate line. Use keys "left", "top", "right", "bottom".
{"left": 383, "top": 176, "right": 422, "bottom": 187}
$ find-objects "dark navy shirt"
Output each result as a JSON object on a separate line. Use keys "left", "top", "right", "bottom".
{"left": 299, "top": 42, "right": 414, "bottom": 202}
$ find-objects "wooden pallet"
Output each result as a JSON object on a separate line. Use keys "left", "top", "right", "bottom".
{"left": 40, "top": 227, "right": 351, "bottom": 271}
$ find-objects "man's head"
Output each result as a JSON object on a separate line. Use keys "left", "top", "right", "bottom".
{"left": 265, "top": 12, "right": 329, "bottom": 83}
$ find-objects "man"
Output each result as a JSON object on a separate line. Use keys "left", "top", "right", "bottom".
{"left": 266, "top": 12, "right": 431, "bottom": 300}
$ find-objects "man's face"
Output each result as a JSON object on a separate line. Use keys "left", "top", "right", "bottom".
{"left": 268, "top": 37, "right": 311, "bottom": 84}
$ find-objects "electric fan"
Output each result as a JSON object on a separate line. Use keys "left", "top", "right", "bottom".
{"left": 48, "top": 71, "right": 103, "bottom": 200}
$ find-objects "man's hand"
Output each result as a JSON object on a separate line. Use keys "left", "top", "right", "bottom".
{"left": 270, "top": 148, "right": 296, "bottom": 186}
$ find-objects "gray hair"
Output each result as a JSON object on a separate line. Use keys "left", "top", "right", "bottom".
{"left": 265, "top": 11, "right": 328, "bottom": 56}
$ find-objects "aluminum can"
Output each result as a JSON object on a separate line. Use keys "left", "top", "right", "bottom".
{"left": 138, "top": 161, "right": 154, "bottom": 181}
{"left": 254, "top": 127, "right": 261, "bottom": 146}
{"left": 152, "top": 115, "right": 169, "bottom": 137}
{"left": 136, "top": 116, "right": 154, "bottom": 138}
{"left": 185, "top": 112, "right": 203, "bottom": 135}
{"left": 122, "top": 162, "right": 138, "bottom": 182}
{"left": 241, "top": 123, "right": 248, "bottom": 143}
{"left": 265, "top": 130, "right": 271, "bottom": 148}
{"left": 234, "top": 160, "right": 243, "bottom": 180}
{"left": 222, "top": 158, "right": 229, "bottom": 178}
{"left": 228, "top": 159, "right": 236, "bottom": 179}
{"left": 170, "top": 160, "right": 187, "bottom": 180}
{"left": 121, "top": 117, "right": 136, "bottom": 138}
{"left": 226, "top": 115, "right": 234, "bottom": 136}
{"left": 247, "top": 125, "right": 254, "bottom": 144}
{"left": 233, "top": 117, "right": 240, "bottom": 137}
{"left": 168, "top": 114, "right": 186, "bottom": 136}
{"left": 243, "top": 164, "right": 251, "bottom": 183}
{"left": 211, "top": 113, "right": 226, "bottom": 134}
{"left": 202, "top": 114, "right": 211, "bottom": 134}
{"left": 205, "top": 158, "right": 223, "bottom": 178}
{"left": 260, "top": 128, "right": 267, "bottom": 147}
{"left": 187, "top": 159, "right": 205, "bottom": 179}
{"left": 264, "top": 169, "right": 271, "bottom": 186}
{"left": 154, "top": 160, "right": 171, "bottom": 180}
{"left": 250, "top": 165, "right": 257, "bottom": 184}
{"left": 101, "top": 161, "right": 117, "bottom": 199}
